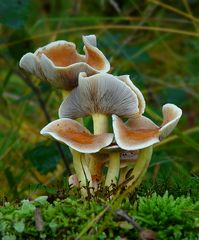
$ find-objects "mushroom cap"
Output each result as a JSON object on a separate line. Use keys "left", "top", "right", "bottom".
{"left": 102, "top": 144, "right": 121, "bottom": 153}
{"left": 159, "top": 103, "right": 182, "bottom": 139}
{"left": 112, "top": 103, "right": 182, "bottom": 151}
{"left": 117, "top": 75, "right": 146, "bottom": 114}
{"left": 19, "top": 52, "right": 43, "bottom": 79}
{"left": 59, "top": 72, "right": 140, "bottom": 119}
{"left": 19, "top": 35, "right": 110, "bottom": 90}
{"left": 112, "top": 114, "right": 160, "bottom": 151}
{"left": 40, "top": 118, "right": 113, "bottom": 153}
{"left": 82, "top": 35, "right": 97, "bottom": 47}
{"left": 82, "top": 35, "right": 110, "bottom": 72}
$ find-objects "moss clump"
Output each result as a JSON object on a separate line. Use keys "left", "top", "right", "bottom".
{"left": 133, "top": 191, "right": 199, "bottom": 239}
{"left": 0, "top": 192, "right": 198, "bottom": 240}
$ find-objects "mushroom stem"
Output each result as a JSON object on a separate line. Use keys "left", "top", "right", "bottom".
{"left": 62, "top": 90, "right": 85, "bottom": 188}
{"left": 71, "top": 149, "right": 92, "bottom": 196}
{"left": 105, "top": 152, "right": 120, "bottom": 187}
{"left": 88, "top": 156, "right": 103, "bottom": 182}
{"left": 88, "top": 153, "right": 104, "bottom": 180}
{"left": 118, "top": 166, "right": 129, "bottom": 185}
{"left": 92, "top": 113, "right": 109, "bottom": 134}
{"left": 126, "top": 146, "right": 153, "bottom": 192}
{"left": 89, "top": 113, "right": 109, "bottom": 180}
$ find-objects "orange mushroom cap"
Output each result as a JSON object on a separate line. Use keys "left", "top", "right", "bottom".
{"left": 113, "top": 104, "right": 182, "bottom": 151}
{"left": 40, "top": 118, "right": 113, "bottom": 153}
{"left": 19, "top": 35, "right": 110, "bottom": 90}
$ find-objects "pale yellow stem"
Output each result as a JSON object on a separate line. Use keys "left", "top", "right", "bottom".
{"left": 126, "top": 146, "right": 153, "bottom": 192}
{"left": 118, "top": 167, "right": 129, "bottom": 185}
{"left": 62, "top": 90, "right": 87, "bottom": 194}
{"left": 71, "top": 149, "right": 92, "bottom": 197}
{"left": 105, "top": 152, "right": 120, "bottom": 187}
{"left": 114, "top": 146, "right": 153, "bottom": 203}
{"left": 89, "top": 113, "right": 109, "bottom": 180}
{"left": 92, "top": 113, "right": 109, "bottom": 134}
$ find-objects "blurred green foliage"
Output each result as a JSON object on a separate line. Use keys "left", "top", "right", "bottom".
{"left": 0, "top": 0, "right": 31, "bottom": 29}
{"left": 0, "top": 0, "right": 199, "bottom": 205}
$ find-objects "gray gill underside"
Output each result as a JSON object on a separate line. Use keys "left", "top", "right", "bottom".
{"left": 59, "top": 73, "right": 139, "bottom": 119}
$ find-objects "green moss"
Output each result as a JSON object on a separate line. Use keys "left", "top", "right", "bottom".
{"left": 134, "top": 191, "right": 199, "bottom": 239}
{"left": 0, "top": 192, "right": 198, "bottom": 239}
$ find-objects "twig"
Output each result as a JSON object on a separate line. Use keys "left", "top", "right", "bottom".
{"left": 115, "top": 209, "right": 142, "bottom": 231}
{"left": 16, "top": 68, "right": 71, "bottom": 175}
{"left": 115, "top": 209, "right": 156, "bottom": 240}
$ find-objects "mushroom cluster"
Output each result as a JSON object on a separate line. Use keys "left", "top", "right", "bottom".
{"left": 20, "top": 35, "right": 182, "bottom": 196}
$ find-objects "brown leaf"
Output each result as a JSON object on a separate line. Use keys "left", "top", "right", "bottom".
{"left": 139, "top": 229, "right": 156, "bottom": 240}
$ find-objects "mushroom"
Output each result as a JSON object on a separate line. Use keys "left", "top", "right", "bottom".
{"left": 20, "top": 35, "right": 111, "bottom": 189}
{"left": 59, "top": 72, "right": 141, "bottom": 181}
{"left": 112, "top": 103, "right": 182, "bottom": 151}
{"left": 110, "top": 103, "right": 182, "bottom": 190}
{"left": 41, "top": 70, "right": 182, "bottom": 193}
{"left": 19, "top": 35, "right": 110, "bottom": 91}
{"left": 101, "top": 144, "right": 139, "bottom": 187}
{"left": 40, "top": 118, "right": 113, "bottom": 195}
{"left": 19, "top": 33, "right": 183, "bottom": 196}
{"left": 96, "top": 103, "right": 181, "bottom": 188}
